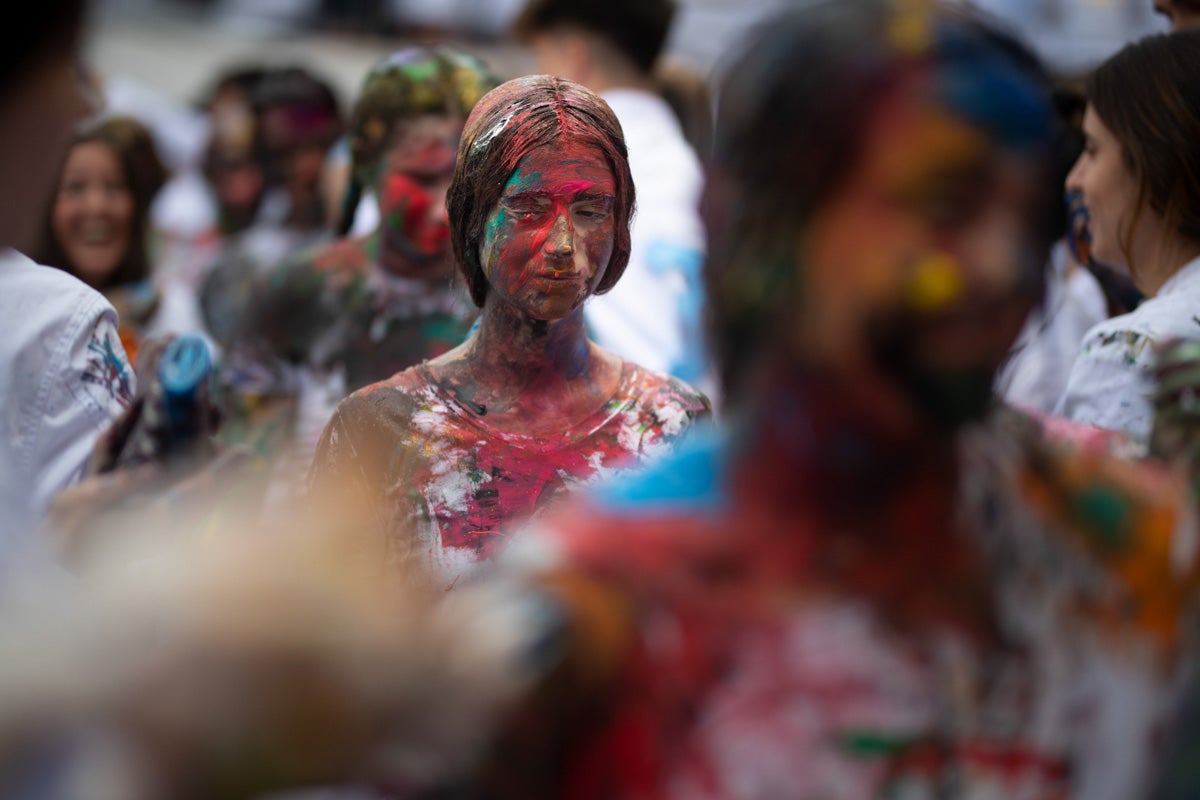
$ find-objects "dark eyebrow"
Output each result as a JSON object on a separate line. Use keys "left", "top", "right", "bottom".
{"left": 574, "top": 191, "right": 614, "bottom": 202}
{"left": 502, "top": 189, "right": 614, "bottom": 202}
{"left": 501, "top": 190, "right": 553, "bottom": 202}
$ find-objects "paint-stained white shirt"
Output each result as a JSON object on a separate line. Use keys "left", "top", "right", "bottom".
{"left": 0, "top": 250, "right": 134, "bottom": 559}
{"left": 996, "top": 243, "right": 1109, "bottom": 414}
{"left": 1054, "top": 255, "right": 1200, "bottom": 441}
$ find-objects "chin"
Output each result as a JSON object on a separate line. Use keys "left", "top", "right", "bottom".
{"left": 868, "top": 315, "right": 1002, "bottom": 432}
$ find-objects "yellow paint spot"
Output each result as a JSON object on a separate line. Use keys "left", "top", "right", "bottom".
{"left": 905, "top": 253, "right": 963, "bottom": 311}
{"left": 888, "top": 0, "right": 934, "bottom": 56}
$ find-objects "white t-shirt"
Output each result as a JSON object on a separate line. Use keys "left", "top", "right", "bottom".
{"left": 586, "top": 89, "right": 714, "bottom": 400}
{"left": 1054, "top": 255, "right": 1200, "bottom": 441}
{"left": 996, "top": 242, "right": 1109, "bottom": 414}
{"left": 0, "top": 250, "right": 135, "bottom": 555}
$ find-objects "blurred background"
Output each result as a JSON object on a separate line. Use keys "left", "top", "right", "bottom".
{"left": 86, "top": 0, "right": 1170, "bottom": 180}
{"left": 89, "top": 0, "right": 1170, "bottom": 100}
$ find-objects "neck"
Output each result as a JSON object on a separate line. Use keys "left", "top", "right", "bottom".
{"left": 460, "top": 299, "right": 592, "bottom": 395}
{"left": 1137, "top": 239, "right": 1200, "bottom": 297}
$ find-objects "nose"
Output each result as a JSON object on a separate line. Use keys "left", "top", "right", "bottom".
{"left": 80, "top": 185, "right": 108, "bottom": 216}
{"left": 544, "top": 212, "right": 574, "bottom": 258}
{"left": 1064, "top": 153, "right": 1085, "bottom": 194}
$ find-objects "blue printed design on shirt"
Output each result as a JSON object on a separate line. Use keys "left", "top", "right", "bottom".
{"left": 82, "top": 329, "right": 133, "bottom": 407}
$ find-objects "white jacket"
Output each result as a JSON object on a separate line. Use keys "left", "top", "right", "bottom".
{"left": 0, "top": 250, "right": 134, "bottom": 557}
{"left": 1055, "top": 255, "right": 1200, "bottom": 441}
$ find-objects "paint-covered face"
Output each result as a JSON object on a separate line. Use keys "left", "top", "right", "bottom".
{"left": 52, "top": 141, "right": 135, "bottom": 289}
{"left": 802, "top": 86, "right": 1045, "bottom": 424}
{"left": 375, "top": 114, "right": 462, "bottom": 275}
{"left": 480, "top": 143, "right": 617, "bottom": 320}
{"left": 1065, "top": 106, "right": 1141, "bottom": 270}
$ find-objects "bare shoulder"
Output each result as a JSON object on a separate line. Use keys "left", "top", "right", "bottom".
{"left": 330, "top": 365, "right": 432, "bottom": 433}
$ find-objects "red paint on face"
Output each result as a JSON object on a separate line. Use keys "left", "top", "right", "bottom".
{"left": 480, "top": 143, "right": 617, "bottom": 320}
{"left": 376, "top": 114, "right": 461, "bottom": 273}
{"left": 382, "top": 171, "right": 450, "bottom": 256}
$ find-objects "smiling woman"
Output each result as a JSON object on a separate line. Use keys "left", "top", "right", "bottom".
{"left": 1054, "top": 30, "right": 1200, "bottom": 440}
{"left": 309, "top": 76, "right": 711, "bottom": 588}
{"left": 37, "top": 115, "right": 167, "bottom": 364}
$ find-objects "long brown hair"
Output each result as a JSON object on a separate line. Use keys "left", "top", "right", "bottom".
{"left": 1088, "top": 30, "right": 1200, "bottom": 276}
{"left": 37, "top": 115, "right": 167, "bottom": 288}
{"left": 446, "top": 75, "right": 635, "bottom": 307}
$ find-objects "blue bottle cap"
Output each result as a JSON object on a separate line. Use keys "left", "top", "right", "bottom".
{"left": 158, "top": 336, "right": 212, "bottom": 400}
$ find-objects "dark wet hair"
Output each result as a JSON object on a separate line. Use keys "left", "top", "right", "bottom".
{"left": 704, "top": 0, "right": 1058, "bottom": 402}
{"left": 512, "top": 0, "right": 675, "bottom": 74}
{"left": 0, "top": 1, "right": 86, "bottom": 101}
{"left": 38, "top": 115, "right": 167, "bottom": 288}
{"left": 446, "top": 75, "right": 635, "bottom": 308}
{"left": 340, "top": 46, "right": 498, "bottom": 236}
{"left": 1087, "top": 30, "right": 1200, "bottom": 273}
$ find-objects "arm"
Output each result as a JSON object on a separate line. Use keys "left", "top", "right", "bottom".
{"left": 31, "top": 302, "right": 135, "bottom": 518}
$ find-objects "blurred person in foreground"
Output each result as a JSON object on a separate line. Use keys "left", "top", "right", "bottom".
{"left": 0, "top": 2, "right": 135, "bottom": 559}
{"left": 513, "top": 0, "right": 714, "bottom": 399}
{"left": 15, "top": 2, "right": 1200, "bottom": 799}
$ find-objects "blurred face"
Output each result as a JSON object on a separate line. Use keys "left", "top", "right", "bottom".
{"left": 801, "top": 85, "right": 1045, "bottom": 425}
{"left": 527, "top": 31, "right": 587, "bottom": 84}
{"left": 375, "top": 114, "right": 461, "bottom": 275}
{"left": 1065, "top": 106, "right": 1142, "bottom": 270}
{"left": 211, "top": 154, "right": 265, "bottom": 230}
{"left": 480, "top": 142, "right": 616, "bottom": 320}
{"left": 52, "top": 141, "right": 135, "bottom": 288}
{"left": 262, "top": 106, "right": 338, "bottom": 220}
{"left": 0, "top": 51, "right": 94, "bottom": 250}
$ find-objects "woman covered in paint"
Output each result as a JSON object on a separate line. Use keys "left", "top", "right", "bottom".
{"left": 1054, "top": 30, "right": 1200, "bottom": 441}
{"left": 310, "top": 76, "right": 711, "bottom": 585}
{"left": 37, "top": 114, "right": 168, "bottom": 365}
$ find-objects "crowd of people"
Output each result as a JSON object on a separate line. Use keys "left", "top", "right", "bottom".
{"left": 1, "top": 0, "right": 1200, "bottom": 797}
